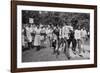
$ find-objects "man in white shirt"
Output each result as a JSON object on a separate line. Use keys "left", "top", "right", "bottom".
{"left": 74, "top": 29, "right": 81, "bottom": 40}
{"left": 67, "top": 25, "right": 77, "bottom": 53}
{"left": 81, "top": 27, "right": 87, "bottom": 53}
{"left": 62, "top": 23, "right": 71, "bottom": 59}
{"left": 62, "top": 25, "right": 70, "bottom": 39}
{"left": 74, "top": 26, "right": 82, "bottom": 57}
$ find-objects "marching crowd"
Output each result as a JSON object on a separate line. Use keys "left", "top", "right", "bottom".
{"left": 22, "top": 22, "right": 89, "bottom": 60}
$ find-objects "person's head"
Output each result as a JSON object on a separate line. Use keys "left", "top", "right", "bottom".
{"left": 59, "top": 25, "right": 62, "bottom": 28}
{"left": 69, "top": 29, "right": 73, "bottom": 33}
{"left": 73, "top": 20, "right": 78, "bottom": 25}
{"left": 83, "top": 27, "right": 85, "bottom": 30}
{"left": 63, "top": 23, "right": 66, "bottom": 26}
{"left": 68, "top": 22, "right": 72, "bottom": 26}
{"left": 48, "top": 25, "right": 50, "bottom": 28}
{"left": 37, "top": 25, "right": 39, "bottom": 28}
{"left": 28, "top": 24, "right": 31, "bottom": 27}
{"left": 54, "top": 26, "right": 56, "bottom": 30}
{"left": 33, "top": 24, "right": 36, "bottom": 27}
{"left": 78, "top": 26, "right": 81, "bottom": 30}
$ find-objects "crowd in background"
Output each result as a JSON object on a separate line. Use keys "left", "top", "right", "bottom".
{"left": 22, "top": 20, "right": 89, "bottom": 59}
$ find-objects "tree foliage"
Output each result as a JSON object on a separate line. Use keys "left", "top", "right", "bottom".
{"left": 22, "top": 10, "right": 90, "bottom": 31}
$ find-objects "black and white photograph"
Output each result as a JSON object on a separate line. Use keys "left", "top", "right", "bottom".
{"left": 11, "top": 1, "right": 97, "bottom": 72}
{"left": 22, "top": 10, "right": 90, "bottom": 62}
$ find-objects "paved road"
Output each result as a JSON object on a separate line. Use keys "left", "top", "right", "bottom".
{"left": 22, "top": 39, "right": 90, "bottom": 62}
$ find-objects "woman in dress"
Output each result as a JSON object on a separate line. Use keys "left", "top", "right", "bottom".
{"left": 22, "top": 28, "right": 26, "bottom": 50}
{"left": 34, "top": 25, "right": 41, "bottom": 51}
{"left": 40, "top": 26, "right": 46, "bottom": 48}
{"left": 46, "top": 25, "right": 53, "bottom": 48}
{"left": 25, "top": 24, "right": 33, "bottom": 49}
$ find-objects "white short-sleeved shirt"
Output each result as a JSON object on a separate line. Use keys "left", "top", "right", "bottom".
{"left": 74, "top": 29, "right": 81, "bottom": 40}
{"left": 62, "top": 26, "right": 70, "bottom": 39}
{"left": 81, "top": 29, "right": 87, "bottom": 38}
{"left": 35, "top": 27, "right": 41, "bottom": 34}
{"left": 59, "top": 28, "right": 62, "bottom": 38}
{"left": 46, "top": 29, "right": 51, "bottom": 34}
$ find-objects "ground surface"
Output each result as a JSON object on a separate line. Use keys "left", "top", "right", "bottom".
{"left": 22, "top": 39, "right": 90, "bottom": 62}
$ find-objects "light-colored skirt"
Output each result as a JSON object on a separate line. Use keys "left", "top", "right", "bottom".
{"left": 34, "top": 34, "right": 41, "bottom": 46}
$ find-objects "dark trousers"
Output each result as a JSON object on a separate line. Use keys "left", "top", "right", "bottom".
{"left": 63, "top": 38, "right": 70, "bottom": 57}
{"left": 58, "top": 37, "right": 70, "bottom": 59}
{"left": 52, "top": 40, "right": 57, "bottom": 52}
{"left": 28, "top": 42, "right": 32, "bottom": 49}
{"left": 52, "top": 37, "right": 70, "bottom": 59}
{"left": 68, "top": 38, "right": 76, "bottom": 51}
{"left": 76, "top": 39, "right": 82, "bottom": 54}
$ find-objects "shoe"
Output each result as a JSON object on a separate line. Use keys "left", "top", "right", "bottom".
{"left": 36, "top": 48, "right": 40, "bottom": 51}
{"left": 52, "top": 50, "right": 56, "bottom": 55}
{"left": 83, "top": 50, "right": 85, "bottom": 53}
{"left": 67, "top": 56, "right": 71, "bottom": 60}
{"left": 73, "top": 51, "right": 76, "bottom": 55}
{"left": 79, "top": 53, "right": 83, "bottom": 57}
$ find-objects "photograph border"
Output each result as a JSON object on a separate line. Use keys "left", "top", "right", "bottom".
{"left": 11, "top": 1, "right": 97, "bottom": 72}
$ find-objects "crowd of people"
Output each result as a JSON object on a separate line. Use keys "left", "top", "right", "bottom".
{"left": 22, "top": 21, "right": 89, "bottom": 60}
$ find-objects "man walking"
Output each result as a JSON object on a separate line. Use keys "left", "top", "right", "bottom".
{"left": 81, "top": 27, "right": 87, "bottom": 53}
{"left": 62, "top": 23, "right": 71, "bottom": 59}
{"left": 74, "top": 26, "right": 82, "bottom": 57}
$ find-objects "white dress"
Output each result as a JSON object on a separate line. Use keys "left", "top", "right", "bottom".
{"left": 22, "top": 29, "right": 25, "bottom": 46}
{"left": 34, "top": 28, "right": 41, "bottom": 46}
{"left": 26, "top": 26, "right": 33, "bottom": 42}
